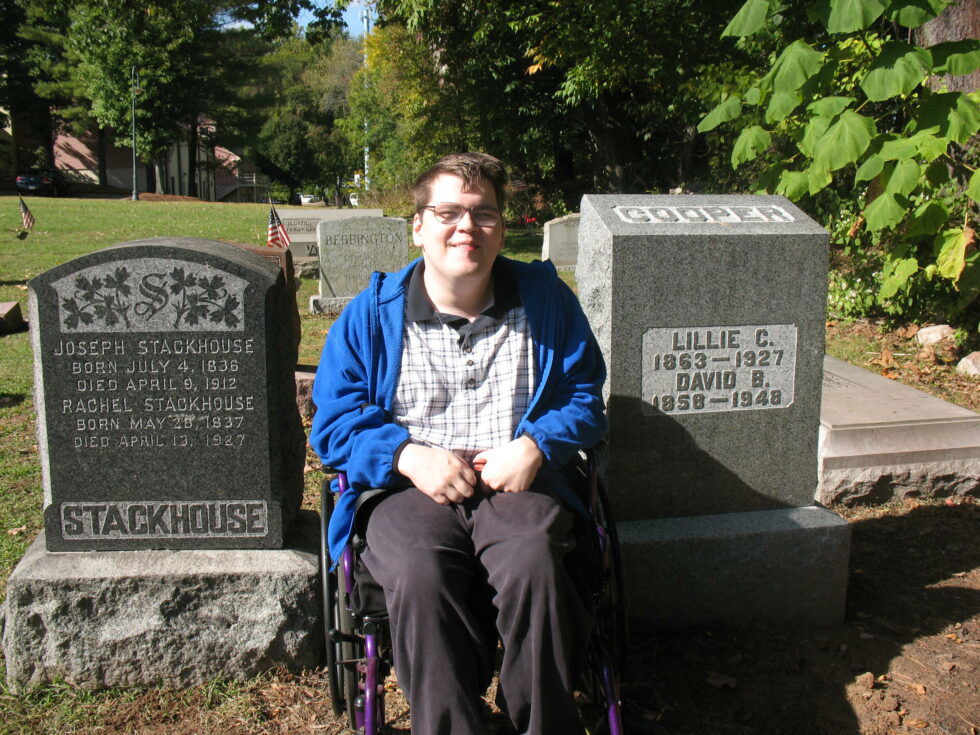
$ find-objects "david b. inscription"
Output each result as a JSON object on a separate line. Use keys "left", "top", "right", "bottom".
{"left": 642, "top": 324, "right": 798, "bottom": 415}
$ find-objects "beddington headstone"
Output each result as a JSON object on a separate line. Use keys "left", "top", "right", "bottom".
{"left": 29, "top": 237, "right": 305, "bottom": 551}
{"left": 279, "top": 207, "right": 383, "bottom": 259}
{"left": 312, "top": 216, "right": 409, "bottom": 314}
{"left": 541, "top": 212, "right": 580, "bottom": 270}
{"left": 577, "top": 195, "right": 850, "bottom": 629}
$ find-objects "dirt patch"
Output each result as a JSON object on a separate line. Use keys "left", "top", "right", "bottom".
{"left": 826, "top": 319, "right": 979, "bottom": 412}
{"left": 627, "top": 498, "right": 980, "bottom": 735}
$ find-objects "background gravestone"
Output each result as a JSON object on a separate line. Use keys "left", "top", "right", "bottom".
{"left": 577, "top": 195, "right": 850, "bottom": 628}
{"left": 278, "top": 207, "right": 382, "bottom": 260}
{"left": 28, "top": 237, "right": 304, "bottom": 551}
{"left": 312, "top": 216, "right": 409, "bottom": 314}
{"left": 541, "top": 212, "right": 580, "bottom": 270}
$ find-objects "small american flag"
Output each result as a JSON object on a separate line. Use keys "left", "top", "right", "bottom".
{"left": 19, "top": 197, "right": 35, "bottom": 231}
{"left": 267, "top": 205, "right": 290, "bottom": 248}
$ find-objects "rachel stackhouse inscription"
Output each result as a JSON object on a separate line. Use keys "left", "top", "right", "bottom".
{"left": 641, "top": 323, "right": 798, "bottom": 415}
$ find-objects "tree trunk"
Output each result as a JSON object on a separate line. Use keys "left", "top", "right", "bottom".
{"left": 186, "top": 123, "right": 198, "bottom": 198}
{"left": 916, "top": 0, "right": 980, "bottom": 94}
{"left": 154, "top": 159, "right": 166, "bottom": 194}
{"left": 584, "top": 93, "right": 641, "bottom": 193}
{"left": 96, "top": 127, "right": 108, "bottom": 186}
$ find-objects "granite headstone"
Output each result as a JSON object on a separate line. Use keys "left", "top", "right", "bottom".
{"left": 278, "top": 207, "right": 382, "bottom": 259}
{"left": 577, "top": 195, "right": 850, "bottom": 628}
{"left": 541, "top": 213, "right": 580, "bottom": 270}
{"left": 28, "top": 237, "right": 305, "bottom": 551}
{"left": 312, "top": 216, "right": 409, "bottom": 314}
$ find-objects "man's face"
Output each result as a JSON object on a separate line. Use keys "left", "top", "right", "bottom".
{"left": 412, "top": 173, "right": 504, "bottom": 284}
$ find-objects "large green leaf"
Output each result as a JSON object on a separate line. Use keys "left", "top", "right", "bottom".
{"left": 798, "top": 115, "right": 833, "bottom": 157}
{"left": 907, "top": 200, "right": 948, "bottom": 237}
{"left": 808, "top": 166, "right": 832, "bottom": 195}
{"left": 766, "top": 91, "right": 801, "bottom": 122}
{"left": 776, "top": 170, "right": 810, "bottom": 199}
{"left": 936, "top": 228, "right": 971, "bottom": 280}
{"left": 854, "top": 153, "right": 884, "bottom": 182}
{"left": 878, "top": 257, "right": 919, "bottom": 300}
{"left": 806, "top": 96, "right": 854, "bottom": 117}
{"left": 885, "top": 0, "right": 948, "bottom": 27}
{"left": 864, "top": 191, "right": 907, "bottom": 230}
{"left": 968, "top": 169, "right": 980, "bottom": 204}
{"left": 770, "top": 41, "right": 824, "bottom": 94}
{"left": 879, "top": 159, "right": 921, "bottom": 196}
{"left": 698, "top": 95, "right": 743, "bottom": 133}
{"left": 812, "top": 110, "right": 877, "bottom": 171}
{"left": 732, "top": 125, "right": 772, "bottom": 167}
{"left": 821, "top": 0, "right": 887, "bottom": 33}
{"left": 722, "top": 0, "right": 771, "bottom": 37}
{"left": 860, "top": 42, "right": 931, "bottom": 101}
{"left": 930, "top": 40, "right": 980, "bottom": 76}
{"left": 913, "top": 92, "right": 980, "bottom": 144}
{"left": 878, "top": 135, "right": 918, "bottom": 160}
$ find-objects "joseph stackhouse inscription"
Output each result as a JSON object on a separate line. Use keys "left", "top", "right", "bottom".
{"left": 30, "top": 238, "right": 304, "bottom": 551}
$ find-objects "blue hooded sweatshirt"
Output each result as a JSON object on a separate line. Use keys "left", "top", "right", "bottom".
{"left": 310, "top": 255, "right": 607, "bottom": 565}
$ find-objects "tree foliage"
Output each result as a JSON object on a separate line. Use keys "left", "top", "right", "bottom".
{"left": 699, "top": 0, "right": 980, "bottom": 324}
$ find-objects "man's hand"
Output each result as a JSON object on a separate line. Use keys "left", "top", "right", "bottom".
{"left": 473, "top": 435, "right": 544, "bottom": 494}
{"left": 396, "top": 443, "right": 478, "bottom": 505}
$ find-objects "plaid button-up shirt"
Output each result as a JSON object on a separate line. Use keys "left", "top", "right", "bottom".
{"left": 391, "top": 261, "right": 535, "bottom": 462}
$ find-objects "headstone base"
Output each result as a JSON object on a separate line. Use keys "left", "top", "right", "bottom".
{"left": 309, "top": 294, "right": 351, "bottom": 316}
{"left": 619, "top": 506, "right": 850, "bottom": 630}
{"left": 2, "top": 511, "right": 322, "bottom": 692}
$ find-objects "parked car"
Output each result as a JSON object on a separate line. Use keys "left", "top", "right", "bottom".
{"left": 15, "top": 168, "right": 71, "bottom": 196}
{"left": 299, "top": 193, "right": 318, "bottom": 205}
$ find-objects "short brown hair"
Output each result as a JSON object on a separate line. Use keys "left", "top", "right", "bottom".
{"left": 413, "top": 152, "right": 507, "bottom": 212}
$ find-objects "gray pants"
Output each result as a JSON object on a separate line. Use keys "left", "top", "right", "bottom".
{"left": 361, "top": 484, "right": 589, "bottom": 735}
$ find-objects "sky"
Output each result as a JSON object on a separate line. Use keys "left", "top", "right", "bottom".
{"left": 297, "top": 2, "right": 370, "bottom": 37}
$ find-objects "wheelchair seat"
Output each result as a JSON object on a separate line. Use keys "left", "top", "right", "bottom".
{"left": 320, "top": 449, "right": 626, "bottom": 734}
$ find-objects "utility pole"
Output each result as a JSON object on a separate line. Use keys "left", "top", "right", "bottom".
{"left": 131, "top": 66, "right": 141, "bottom": 201}
{"left": 361, "top": 3, "right": 372, "bottom": 191}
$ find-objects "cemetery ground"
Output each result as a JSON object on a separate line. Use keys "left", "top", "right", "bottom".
{"left": 0, "top": 196, "right": 977, "bottom": 734}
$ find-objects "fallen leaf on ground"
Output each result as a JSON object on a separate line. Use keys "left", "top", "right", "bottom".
{"left": 906, "top": 718, "right": 930, "bottom": 729}
{"left": 878, "top": 348, "right": 895, "bottom": 366}
{"left": 6, "top": 526, "right": 26, "bottom": 536}
{"left": 15, "top": 284, "right": 27, "bottom": 290}
{"left": 917, "top": 346, "right": 935, "bottom": 362}
{"left": 910, "top": 683, "right": 927, "bottom": 695}
{"left": 706, "top": 671, "right": 737, "bottom": 688}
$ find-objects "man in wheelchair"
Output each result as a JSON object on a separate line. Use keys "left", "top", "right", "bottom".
{"left": 310, "top": 152, "right": 607, "bottom": 734}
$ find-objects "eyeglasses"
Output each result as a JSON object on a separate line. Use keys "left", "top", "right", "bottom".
{"left": 420, "top": 203, "right": 501, "bottom": 227}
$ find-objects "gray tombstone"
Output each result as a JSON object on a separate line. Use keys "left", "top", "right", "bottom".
{"left": 28, "top": 237, "right": 305, "bottom": 551}
{"left": 577, "top": 195, "right": 850, "bottom": 629}
{"left": 3, "top": 238, "right": 317, "bottom": 691}
{"left": 541, "top": 213, "right": 580, "bottom": 270}
{"left": 312, "top": 216, "right": 409, "bottom": 314}
{"left": 279, "top": 207, "right": 383, "bottom": 260}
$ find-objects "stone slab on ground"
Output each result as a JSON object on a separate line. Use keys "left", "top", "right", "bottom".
{"left": 819, "top": 356, "right": 980, "bottom": 505}
{"left": 295, "top": 364, "right": 316, "bottom": 420}
{"left": 1, "top": 511, "right": 322, "bottom": 692}
{"left": 619, "top": 506, "right": 850, "bottom": 630}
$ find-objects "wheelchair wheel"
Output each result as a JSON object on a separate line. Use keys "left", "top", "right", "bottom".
{"left": 321, "top": 489, "right": 361, "bottom": 727}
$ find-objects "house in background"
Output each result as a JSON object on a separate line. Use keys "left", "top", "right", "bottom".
{"left": 215, "top": 147, "right": 271, "bottom": 203}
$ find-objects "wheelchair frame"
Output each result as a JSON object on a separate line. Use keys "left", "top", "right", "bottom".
{"left": 320, "top": 450, "right": 626, "bottom": 734}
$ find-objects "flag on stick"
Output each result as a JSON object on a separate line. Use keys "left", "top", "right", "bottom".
{"left": 267, "top": 205, "right": 290, "bottom": 249}
{"left": 19, "top": 198, "right": 35, "bottom": 231}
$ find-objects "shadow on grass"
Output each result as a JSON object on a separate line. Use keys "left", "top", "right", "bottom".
{"left": 624, "top": 502, "right": 979, "bottom": 734}
{"left": 0, "top": 393, "right": 27, "bottom": 408}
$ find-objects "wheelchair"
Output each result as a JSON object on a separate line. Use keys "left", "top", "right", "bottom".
{"left": 319, "top": 449, "right": 627, "bottom": 734}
